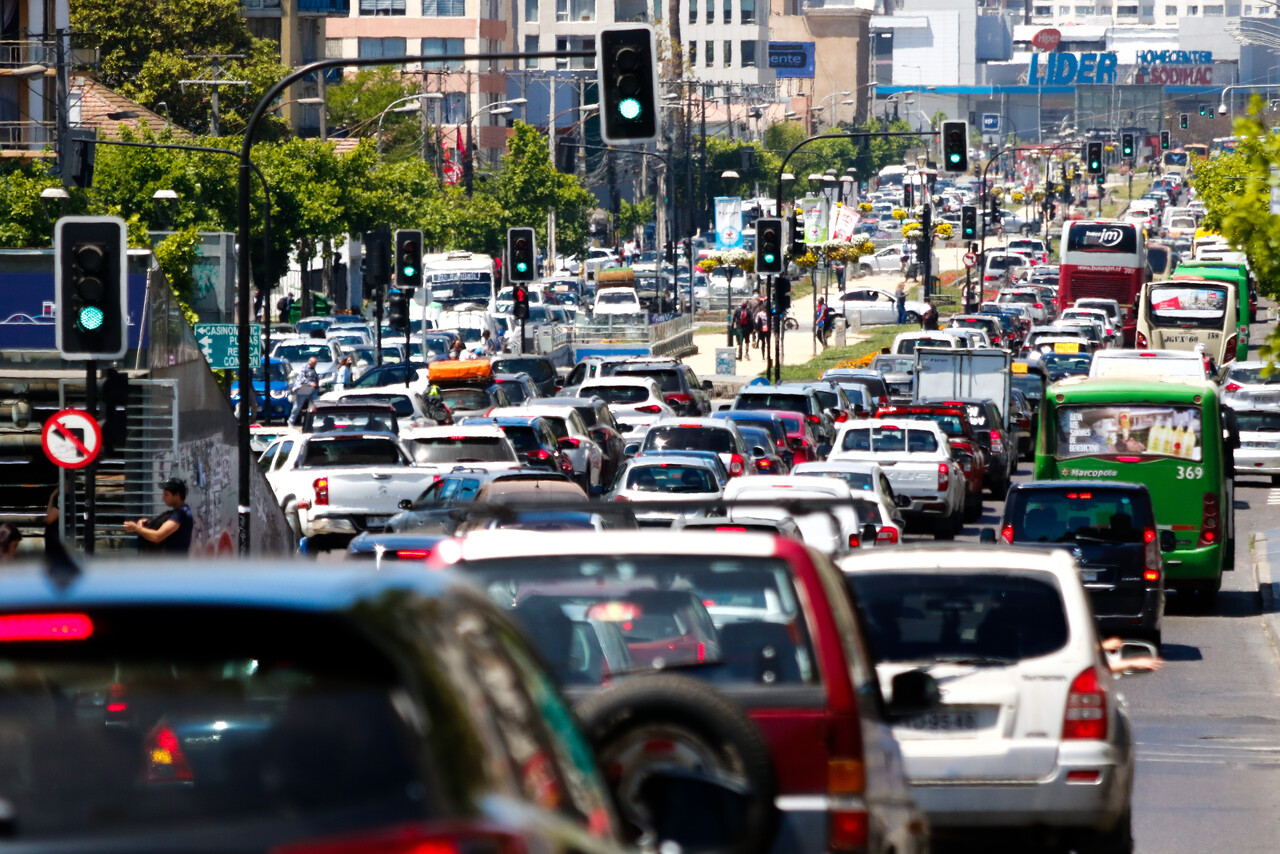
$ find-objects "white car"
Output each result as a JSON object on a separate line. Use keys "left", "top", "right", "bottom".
{"left": 857, "top": 245, "right": 907, "bottom": 275}
{"left": 996, "top": 288, "right": 1050, "bottom": 324}
{"left": 722, "top": 476, "right": 875, "bottom": 557}
{"left": 1233, "top": 407, "right": 1280, "bottom": 484}
{"left": 1061, "top": 307, "right": 1120, "bottom": 346}
{"left": 1219, "top": 360, "right": 1280, "bottom": 410}
{"left": 605, "top": 454, "right": 725, "bottom": 524}
{"left": 936, "top": 328, "right": 991, "bottom": 349}
{"left": 271, "top": 337, "right": 343, "bottom": 386}
{"left": 488, "top": 404, "right": 604, "bottom": 492}
{"left": 639, "top": 417, "right": 753, "bottom": 478}
{"left": 398, "top": 425, "right": 522, "bottom": 472}
{"left": 576, "top": 376, "right": 675, "bottom": 434}
{"left": 891, "top": 331, "right": 963, "bottom": 356}
{"left": 839, "top": 547, "right": 1138, "bottom": 849}
{"left": 1088, "top": 349, "right": 1208, "bottom": 381}
{"left": 318, "top": 386, "right": 443, "bottom": 428}
{"left": 592, "top": 287, "right": 644, "bottom": 316}
{"left": 791, "top": 460, "right": 906, "bottom": 545}
{"left": 836, "top": 287, "right": 929, "bottom": 325}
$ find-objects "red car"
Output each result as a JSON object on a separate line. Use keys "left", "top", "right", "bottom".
{"left": 768, "top": 410, "right": 826, "bottom": 465}
{"left": 437, "top": 529, "right": 934, "bottom": 854}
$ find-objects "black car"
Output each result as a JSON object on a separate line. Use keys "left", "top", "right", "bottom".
{"left": 347, "top": 360, "right": 434, "bottom": 388}
{"left": 0, "top": 561, "right": 628, "bottom": 853}
{"left": 529, "top": 396, "right": 628, "bottom": 486}
{"left": 387, "top": 468, "right": 573, "bottom": 533}
{"left": 489, "top": 415, "right": 576, "bottom": 478}
{"left": 975, "top": 308, "right": 1020, "bottom": 345}
{"left": 988, "top": 481, "right": 1167, "bottom": 647}
{"left": 921, "top": 397, "right": 1017, "bottom": 498}
{"left": 612, "top": 360, "right": 712, "bottom": 417}
{"left": 1010, "top": 360, "right": 1048, "bottom": 452}
{"left": 490, "top": 355, "right": 559, "bottom": 397}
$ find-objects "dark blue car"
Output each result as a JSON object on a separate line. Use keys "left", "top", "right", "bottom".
{"left": 229, "top": 357, "right": 291, "bottom": 419}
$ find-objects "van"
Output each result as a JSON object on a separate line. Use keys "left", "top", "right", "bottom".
{"left": 983, "top": 252, "right": 1030, "bottom": 288}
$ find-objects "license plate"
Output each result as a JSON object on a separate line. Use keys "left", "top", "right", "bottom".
{"left": 903, "top": 711, "right": 978, "bottom": 733}
{"left": 1080, "top": 569, "right": 1099, "bottom": 582}
{"left": 365, "top": 516, "right": 390, "bottom": 529}
{"left": 1054, "top": 342, "right": 1080, "bottom": 354}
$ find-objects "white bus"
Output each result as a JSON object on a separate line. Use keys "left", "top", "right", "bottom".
{"left": 1136, "top": 277, "right": 1239, "bottom": 366}
{"left": 417, "top": 251, "right": 497, "bottom": 314}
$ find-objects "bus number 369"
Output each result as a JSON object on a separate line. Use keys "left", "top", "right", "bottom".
{"left": 1176, "top": 465, "right": 1204, "bottom": 480}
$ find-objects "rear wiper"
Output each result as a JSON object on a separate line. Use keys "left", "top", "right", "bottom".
{"left": 929, "top": 655, "right": 1015, "bottom": 667}
{"left": 1064, "top": 534, "right": 1110, "bottom": 544}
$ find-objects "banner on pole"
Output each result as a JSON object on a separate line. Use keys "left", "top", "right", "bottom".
{"left": 831, "top": 204, "right": 858, "bottom": 242}
{"left": 715, "top": 197, "right": 744, "bottom": 249}
{"left": 802, "top": 196, "right": 828, "bottom": 244}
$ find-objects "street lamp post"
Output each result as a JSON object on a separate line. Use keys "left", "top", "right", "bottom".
{"left": 463, "top": 98, "right": 526, "bottom": 196}
{"left": 815, "top": 90, "right": 852, "bottom": 130}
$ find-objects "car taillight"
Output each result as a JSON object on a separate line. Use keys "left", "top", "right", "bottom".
{"left": 1200, "top": 492, "right": 1219, "bottom": 546}
{"left": 665, "top": 393, "right": 693, "bottom": 406}
{"left": 313, "top": 477, "right": 329, "bottom": 506}
{"left": 827, "top": 758, "right": 867, "bottom": 851}
{"left": 636, "top": 405, "right": 663, "bottom": 414}
{"left": 1136, "top": 331, "right": 1148, "bottom": 348}
{"left": 1001, "top": 524, "right": 1014, "bottom": 543}
{"left": 755, "top": 458, "right": 774, "bottom": 472}
{"left": 834, "top": 411, "right": 849, "bottom": 423}
{"left": 612, "top": 494, "right": 631, "bottom": 502}
{"left": 272, "top": 823, "right": 530, "bottom": 854}
{"left": 878, "top": 395, "right": 888, "bottom": 408}
{"left": 936, "top": 462, "right": 951, "bottom": 492}
{"left": 875, "top": 527, "right": 899, "bottom": 545}
{"left": 1063, "top": 665, "right": 1108, "bottom": 741}
{"left": 989, "top": 429, "right": 1004, "bottom": 455}
{"left": 1225, "top": 382, "right": 1242, "bottom": 392}
{"left": 807, "top": 414, "right": 821, "bottom": 424}
{"left": 1034, "top": 303, "right": 1043, "bottom": 309}
{"left": 529, "top": 449, "right": 551, "bottom": 461}
{"left": 145, "top": 721, "right": 194, "bottom": 783}
{"left": 848, "top": 533, "right": 861, "bottom": 548}
{"left": 729, "top": 453, "right": 745, "bottom": 477}
{"left": 562, "top": 437, "right": 580, "bottom": 448}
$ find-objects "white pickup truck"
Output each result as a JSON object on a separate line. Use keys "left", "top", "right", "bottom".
{"left": 828, "top": 419, "right": 965, "bottom": 540}
{"left": 260, "top": 431, "right": 439, "bottom": 550}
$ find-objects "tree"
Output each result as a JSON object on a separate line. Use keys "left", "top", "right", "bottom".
{"left": 489, "top": 122, "right": 597, "bottom": 258}
{"left": 327, "top": 68, "right": 422, "bottom": 160}
{"left": 618, "top": 198, "right": 655, "bottom": 241}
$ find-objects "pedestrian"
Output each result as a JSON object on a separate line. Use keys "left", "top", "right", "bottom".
{"left": 0, "top": 523, "right": 22, "bottom": 561}
{"left": 962, "top": 279, "right": 980, "bottom": 314}
{"left": 123, "top": 478, "right": 193, "bottom": 554}
{"left": 449, "top": 339, "right": 465, "bottom": 360}
{"left": 754, "top": 305, "right": 770, "bottom": 358}
{"left": 815, "top": 297, "right": 829, "bottom": 348}
{"left": 894, "top": 280, "right": 907, "bottom": 325}
{"left": 899, "top": 238, "right": 911, "bottom": 275}
{"left": 480, "top": 329, "right": 498, "bottom": 355}
{"left": 288, "top": 356, "right": 320, "bottom": 427}
{"left": 734, "top": 299, "right": 754, "bottom": 359}
{"left": 921, "top": 298, "right": 939, "bottom": 331}
{"left": 334, "top": 355, "right": 354, "bottom": 390}
{"left": 43, "top": 487, "right": 68, "bottom": 562}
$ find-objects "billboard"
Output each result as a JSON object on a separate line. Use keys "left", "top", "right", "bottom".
{"left": 768, "top": 42, "right": 815, "bottom": 79}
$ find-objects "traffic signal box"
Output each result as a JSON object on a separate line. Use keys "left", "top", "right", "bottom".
{"left": 507, "top": 227, "right": 537, "bottom": 283}
{"left": 774, "top": 276, "right": 792, "bottom": 313}
{"left": 597, "top": 25, "right": 659, "bottom": 145}
{"left": 755, "top": 218, "right": 784, "bottom": 275}
{"left": 55, "top": 216, "right": 128, "bottom": 360}
{"left": 788, "top": 213, "right": 805, "bottom": 259}
{"left": 1160, "top": 130, "right": 1171, "bottom": 150}
{"left": 941, "top": 120, "right": 969, "bottom": 174}
{"left": 394, "top": 229, "right": 422, "bottom": 289}
{"left": 1179, "top": 113, "right": 1188, "bottom": 130}
{"left": 1085, "top": 141, "right": 1103, "bottom": 175}
{"left": 961, "top": 205, "right": 977, "bottom": 240}
{"left": 1121, "top": 133, "right": 1134, "bottom": 159}
{"left": 513, "top": 284, "right": 531, "bottom": 321}
{"left": 388, "top": 289, "right": 409, "bottom": 330}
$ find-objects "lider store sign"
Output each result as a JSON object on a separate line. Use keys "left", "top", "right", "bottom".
{"left": 1028, "top": 52, "right": 1118, "bottom": 85}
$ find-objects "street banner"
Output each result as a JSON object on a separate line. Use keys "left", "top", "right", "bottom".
{"left": 831, "top": 203, "right": 857, "bottom": 241}
{"left": 715, "top": 197, "right": 744, "bottom": 250}
{"left": 802, "top": 196, "right": 828, "bottom": 244}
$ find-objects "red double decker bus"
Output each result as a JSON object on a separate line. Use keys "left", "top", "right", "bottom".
{"left": 1058, "top": 220, "right": 1146, "bottom": 346}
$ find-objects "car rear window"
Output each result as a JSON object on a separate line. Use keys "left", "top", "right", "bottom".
{"left": 615, "top": 368, "right": 681, "bottom": 392}
{"left": 796, "top": 469, "right": 874, "bottom": 491}
{"left": 1236, "top": 410, "right": 1280, "bottom": 431}
{"left": 643, "top": 425, "right": 734, "bottom": 455}
{"left": 337, "top": 395, "right": 414, "bottom": 417}
{"left": 454, "top": 556, "right": 818, "bottom": 688}
{"left": 844, "top": 572, "right": 1069, "bottom": 665}
{"left": 0, "top": 606, "right": 423, "bottom": 839}
{"left": 626, "top": 464, "right": 718, "bottom": 493}
{"left": 841, "top": 426, "right": 938, "bottom": 453}
{"left": 735, "top": 393, "right": 809, "bottom": 414}
{"left": 495, "top": 380, "right": 530, "bottom": 404}
{"left": 1006, "top": 487, "right": 1154, "bottom": 544}
{"left": 437, "top": 388, "right": 489, "bottom": 411}
{"left": 301, "top": 437, "right": 403, "bottom": 467}
{"left": 493, "top": 358, "right": 555, "bottom": 383}
{"left": 583, "top": 385, "right": 649, "bottom": 404}
{"left": 408, "top": 436, "right": 514, "bottom": 464}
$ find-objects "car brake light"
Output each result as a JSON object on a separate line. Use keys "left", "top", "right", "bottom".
{"left": 0, "top": 612, "right": 94, "bottom": 641}
{"left": 1034, "top": 303, "right": 1043, "bottom": 309}
{"left": 1001, "top": 525, "right": 1014, "bottom": 543}
{"left": 562, "top": 437, "right": 580, "bottom": 448}
{"left": 529, "top": 449, "right": 551, "bottom": 461}
{"left": 313, "top": 477, "right": 329, "bottom": 506}
{"left": 834, "top": 411, "right": 849, "bottom": 423}
{"left": 395, "top": 550, "right": 431, "bottom": 560}
{"left": 1063, "top": 665, "right": 1108, "bottom": 741}
{"left": 807, "top": 414, "right": 820, "bottom": 424}
{"left": 989, "top": 429, "right": 1004, "bottom": 455}
{"left": 729, "top": 453, "right": 745, "bottom": 477}
{"left": 611, "top": 494, "right": 631, "bottom": 502}
{"left": 667, "top": 394, "right": 693, "bottom": 405}
{"left": 1136, "top": 331, "right": 1148, "bottom": 348}
{"left": 1225, "top": 382, "right": 1242, "bottom": 392}
{"left": 937, "top": 462, "right": 950, "bottom": 492}
{"left": 145, "top": 721, "right": 194, "bottom": 782}
{"left": 1200, "top": 492, "right": 1219, "bottom": 546}
{"left": 848, "top": 533, "right": 861, "bottom": 548}
{"left": 636, "top": 405, "right": 663, "bottom": 414}
{"left": 1144, "top": 569, "right": 1161, "bottom": 582}
{"left": 875, "top": 527, "right": 899, "bottom": 545}
{"left": 272, "top": 823, "right": 528, "bottom": 854}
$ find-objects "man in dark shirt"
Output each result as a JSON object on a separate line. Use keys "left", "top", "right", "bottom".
{"left": 124, "top": 478, "right": 193, "bottom": 553}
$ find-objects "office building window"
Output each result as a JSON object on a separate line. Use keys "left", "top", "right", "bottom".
{"left": 525, "top": 0, "right": 538, "bottom": 18}
{"left": 1164, "top": 2, "right": 1176, "bottom": 10}
{"left": 724, "top": 0, "right": 732, "bottom": 22}
{"left": 555, "top": 36, "right": 595, "bottom": 68}
{"left": 422, "top": 37, "right": 465, "bottom": 68}
{"left": 1117, "top": 3, "right": 1136, "bottom": 10}
{"left": 557, "top": 0, "right": 595, "bottom": 21}
{"left": 1075, "top": 5, "right": 1093, "bottom": 13}
{"left": 741, "top": 0, "right": 755, "bottom": 21}
{"left": 706, "top": 0, "right": 714, "bottom": 22}
{"left": 1187, "top": 4, "right": 1198, "bottom": 11}
{"left": 705, "top": 40, "right": 714, "bottom": 66}
{"left": 423, "top": 0, "right": 465, "bottom": 14}
{"left": 689, "top": 0, "right": 696, "bottom": 21}
{"left": 359, "top": 0, "right": 405, "bottom": 14}
{"left": 689, "top": 41, "right": 697, "bottom": 65}
{"left": 524, "top": 35, "right": 538, "bottom": 67}
{"left": 439, "top": 92, "right": 467, "bottom": 124}
{"left": 1059, "top": 4, "right": 1070, "bottom": 12}
{"left": 1099, "top": 4, "right": 1112, "bottom": 11}
{"left": 724, "top": 39, "right": 731, "bottom": 66}
{"left": 1141, "top": 4, "right": 1154, "bottom": 13}
{"left": 1204, "top": 3, "right": 1223, "bottom": 10}
{"left": 325, "top": 38, "right": 344, "bottom": 58}
{"left": 1244, "top": 3, "right": 1252, "bottom": 11}
{"left": 1034, "top": 3, "right": 1052, "bottom": 12}
{"left": 358, "top": 37, "right": 406, "bottom": 57}
{"left": 741, "top": 40, "right": 756, "bottom": 67}
{"left": 1227, "top": 2, "right": 1239, "bottom": 10}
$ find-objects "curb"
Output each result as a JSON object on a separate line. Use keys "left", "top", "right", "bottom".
{"left": 1251, "top": 532, "right": 1280, "bottom": 653}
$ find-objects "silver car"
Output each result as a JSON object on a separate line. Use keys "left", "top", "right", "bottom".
{"left": 1220, "top": 361, "right": 1280, "bottom": 410}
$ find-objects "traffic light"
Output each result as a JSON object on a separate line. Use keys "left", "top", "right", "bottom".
{"left": 1121, "top": 133, "right": 1134, "bottom": 159}
{"left": 960, "top": 205, "right": 977, "bottom": 240}
{"left": 903, "top": 182, "right": 914, "bottom": 209}
{"left": 597, "top": 25, "right": 659, "bottom": 145}
{"left": 664, "top": 240, "right": 675, "bottom": 265}
{"left": 990, "top": 195, "right": 1001, "bottom": 221}
{"left": 100, "top": 368, "right": 129, "bottom": 455}
{"left": 1199, "top": 104, "right": 1208, "bottom": 116}
{"left": 513, "top": 284, "right": 531, "bottom": 320}
{"left": 788, "top": 213, "right": 805, "bottom": 258}
{"left": 774, "top": 276, "right": 792, "bottom": 313}
{"left": 1160, "top": 130, "right": 1171, "bottom": 150}
{"left": 507, "top": 227, "right": 537, "bottom": 283}
{"left": 55, "top": 216, "right": 127, "bottom": 360}
{"left": 755, "top": 217, "right": 784, "bottom": 275}
{"left": 388, "top": 289, "right": 409, "bottom": 330}
{"left": 941, "top": 120, "right": 969, "bottom": 174}
{"left": 1085, "top": 141, "right": 1103, "bottom": 175}
{"left": 363, "top": 226, "right": 391, "bottom": 290}
{"left": 394, "top": 229, "right": 422, "bottom": 289}
{"left": 1179, "top": 113, "right": 1188, "bottom": 130}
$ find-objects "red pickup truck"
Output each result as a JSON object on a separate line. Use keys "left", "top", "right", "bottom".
{"left": 874, "top": 404, "right": 987, "bottom": 522}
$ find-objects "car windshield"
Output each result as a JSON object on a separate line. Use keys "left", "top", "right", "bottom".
{"left": 999, "top": 293, "right": 1037, "bottom": 304}
{"left": 616, "top": 368, "right": 681, "bottom": 392}
{"left": 497, "top": 425, "right": 542, "bottom": 452}
{"left": 841, "top": 426, "right": 939, "bottom": 453}
{"left": 455, "top": 556, "right": 817, "bottom": 686}
{"left": 844, "top": 572, "right": 1069, "bottom": 665}
{"left": 438, "top": 388, "right": 489, "bottom": 411}
{"left": 584, "top": 385, "right": 649, "bottom": 404}
{"left": 0, "top": 607, "right": 421, "bottom": 839}
{"left": 274, "top": 344, "right": 331, "bottom": 362}
{"left": 1039, "top": 353, "right": 1093, "bottom": 377}
{"left": 736, "top": 393, "right": 809, "bottom": 414}
{"left": 1011, "top": 374, "right": 1046, "bottom": 401}
{"left": 1234, "top": 410, "right": 1280, "bottom": 431}
{"left": 261, "top": 362, "right": 290, "bottom": 383}
{"left": 625, "top": 463, "right": 718, "bottom": 493}
{"left": 408, "top": 436, "right": 514, "bottom": 464}
{"left": 301, "top": 437, "right": 404, "bottom": 466}
{"left": 336, "top": 394, "right": 414, "bottom": 417}
{"left": 795, "top": 469, "right": 874, "bottom": 491}
{"left": 1007, "top": 488, "right": 1152, "bottom": 544}
{"left": 308, "top": 411, "right": 395, "bottom": 433}
{"left": 598, "top": 291, "right": 637, "bottom": 304}
{"left": 1056, "top": 404, "right": 1204, "bottom": 460}
{"left": 644, "top": 426, "right": 734, "bottom": 454}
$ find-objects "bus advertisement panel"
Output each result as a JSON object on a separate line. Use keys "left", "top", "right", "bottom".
{"left": 1058, "top": 221, "right": 1145, "bottom": 345}
{"left": 1035, "top": 379, "right": 1231, "bottom": 599}
{"left": 1137, "top": 280, "right": 1239, "bottom": 365}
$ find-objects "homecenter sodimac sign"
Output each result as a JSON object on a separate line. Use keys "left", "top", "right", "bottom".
{"left": 1133, "top": 50, "right": 1214, "bottom": 85}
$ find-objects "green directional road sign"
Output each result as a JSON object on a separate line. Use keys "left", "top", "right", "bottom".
{"left": 194, "top": 323, "right": 262, "bottom": 370}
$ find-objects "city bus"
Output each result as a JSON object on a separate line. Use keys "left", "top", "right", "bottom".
{"left": 1035, "top": 377, "right": 1232, "bottom": 602}
{"left": 419, "top": 251, "right": 497, "bottom": 312}
{"left": 1184, "top": 143, "right": 1209, "bottom": 162}
{"left": 1057, "top": 220, "right": 1146, "bottom": 346}
{"left": 1172, "top": 259, "right": 1254, "bottom": 351}
{"left": 1160, "top": 149, "right": 1189, "bottom": 171}
{"left": 1135, "top": 277, "right": 1240, "bottom": 366}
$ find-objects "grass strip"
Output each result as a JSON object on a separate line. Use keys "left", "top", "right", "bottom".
{"left": 775, "top": 323, "right": 916, "bottom": 382}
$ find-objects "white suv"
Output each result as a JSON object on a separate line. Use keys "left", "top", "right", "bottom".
{"left": 838, "top": 546, "right": 1137, "bottom": 850}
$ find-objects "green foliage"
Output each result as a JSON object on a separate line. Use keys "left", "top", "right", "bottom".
{"left": 0, "top": 160, "right": 90, "bottom": 247}
{"left": 153, "top": 226, "right": 201, "bottom": 303}
{"left": 703, "top": 138, "right": 779, "bottom": 200}
{"left": 762, "top": 119, "right": 920, "bottom": 200}
{"left": 618, "top": 198, "right": 655, "bottom": 238}
{"left": 328, "top": 68, "right": 422, "bottom": 160}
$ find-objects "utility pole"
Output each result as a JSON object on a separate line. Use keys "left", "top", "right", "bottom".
{"left": 180, "top": 55, "right": 249, "bottom": 136}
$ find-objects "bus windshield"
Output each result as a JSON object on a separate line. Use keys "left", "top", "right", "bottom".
{"left": 1148, "top": 284, "right": 1228, "bottom": 328}
{"left": 427, "top": 272, "right": 493, "bottom": 303}
{"left": 1056, "top": 404, "right": 1204, "bottom": 461}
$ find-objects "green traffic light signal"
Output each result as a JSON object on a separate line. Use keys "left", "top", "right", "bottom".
{"left": 763, "top": 252, "right": 775, "bottom": 264}
{"left": 516, "top": 261, "right": 529, "bottom": 273}
{"left": 77, "top": 305, "right": 105, "bottom": 331}
{"left": 619, "top": 98, "right": 641, "bottom": 120}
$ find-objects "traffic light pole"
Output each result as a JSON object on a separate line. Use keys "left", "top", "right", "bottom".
{"left": 84, "top": 359, "right": 96, "bottom": 556}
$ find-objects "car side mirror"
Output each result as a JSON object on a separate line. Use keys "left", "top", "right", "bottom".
{"left": 1109, "top": 639, "right": 1160, "bottom": 677}
{"left": 895, "top": 494, "right": 911, "bottom": 509}
{"left": 860, "top": 522, "right": 878, "bottom": 546}
{"left": 751, "top": 446, "right": 766, "bottom": 458}
{"left": 398, "top": 499, "right": 413, "bottom": 511}
{"left": 717, "top": 402, "right": 731, "bottom": 412}
{"left": 979, "top": 528, "right": 997, "bottom": 544}
{"left": 1159, "top": 529, "right": 1177, "bottom": 553}
{"left": 702, "top": 379, "right": 714, "bottom": 391}
{"left": 885, "top": 669, "right": 942, "bottom": 719}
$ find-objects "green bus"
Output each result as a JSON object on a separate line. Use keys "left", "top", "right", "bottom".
{"left": 1034, "top": 377, "right": 1232, "bottom": 601}
{"left": 1171, "top": 260, "right": 1252, "bottom": 361}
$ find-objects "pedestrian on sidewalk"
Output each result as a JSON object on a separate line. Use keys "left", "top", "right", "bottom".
{"left": 287, "top": 357, "right": 320, "bottom": 426}
{"left": 920, "top": 298, "right": 939, "bottom": 331}
{"left": 755, "top": 305, "right": 770, "bottom": 359}
{"left": 733, "top": 300, "right": 754, "bottom": 359}
{"left": 124, "top": 478, "right": 193, "bottom": 554}
{"left": 894, "top": 281, "right": 907, "bottom": 324}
